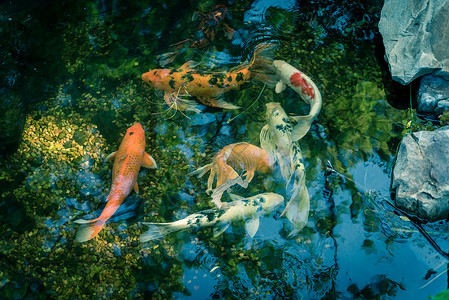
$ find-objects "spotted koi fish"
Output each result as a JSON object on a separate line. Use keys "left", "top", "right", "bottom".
{"left": 260, "top": 102, "right": 309, "bottom": 237}
{"left": 74, "top": 123, "right": 157, "bottom": 242}
{"left": 260, "top": 102, "right": 293, "bottom": 181}
{"left": 188, "top": 142, "right": 273, "bottom": 207}
{"left": 140, "top": 192, "right": 283, "bottom": 242}
{"left": 272, "top": 60, "right": 322, "bottom": 141}
{"left": 142, "top": 43, "right": 274, "bottom": 113}
{"left": 283, "top": 142, "right": 309, "bottom": 238}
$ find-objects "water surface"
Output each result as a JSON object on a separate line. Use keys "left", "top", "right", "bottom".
{"left": 0, "top": 0, "right": 447, "bottom": 299}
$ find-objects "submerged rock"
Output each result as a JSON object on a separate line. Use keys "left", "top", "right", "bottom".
{"left": 378, "top": 0, "right": 449, "bottom": 85}
{"left": 391, "top": 127, "right": 449, "bottom": 221}
{"left": 417, "top": 74, "right": 449, "bottom": 119}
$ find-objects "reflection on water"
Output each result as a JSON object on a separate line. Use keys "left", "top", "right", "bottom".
{"left": 1, "top": 0, "right": 448, "bottom": 299}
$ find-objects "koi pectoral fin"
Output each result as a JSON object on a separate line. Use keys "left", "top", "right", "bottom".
{"left": 275, "top": 81, "right": 286, "bottom": 93}
{"left": 213, "top": 222, "right": 230, "bottom": 237}
{"left": 259, "top": 125, "right": 276, "bottom": 163}
{"left": 164, "top": 92, "right": 202, "bottom": 114}
{"left": 142, "top": 152, "right": 157, "bottom": 169}
{"left": 133, "top": 182, "right": 139, "bottom": 194}
{"left": 105, "top": 151, "right": 117, "bottom": 162}
{"left": 197, "top": 97, "right": 240, "bottom": 110}
{"left": 245, "top": 217, "right": 260, "bottom": 238}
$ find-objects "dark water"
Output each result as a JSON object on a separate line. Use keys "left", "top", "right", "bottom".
{"left": 1, "top": 0, "right": 448, "bottom": 299}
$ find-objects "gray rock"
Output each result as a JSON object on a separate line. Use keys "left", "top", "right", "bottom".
{"left": 391, "top": 126, "right": 449, "bottom": 221}
{"left": 379, "top": 0, "right": 449, "bottom": 85}
{"left": 417, "top": 74, "right": 449, "bottom": 118}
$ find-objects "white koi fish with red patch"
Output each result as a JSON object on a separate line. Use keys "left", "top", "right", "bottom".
{"left": 272, "top": 60, "right": 322, "bottom": 141}
{"left": 74, "top": 123, "right": 157, "bottom": 242}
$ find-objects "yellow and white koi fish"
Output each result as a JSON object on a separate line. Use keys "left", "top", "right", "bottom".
{"left": 260, "top": 102, "right": 294, "bottom": 181}
{"left": 140, "top": 192, "right": 283, "bottom": 242}
{"left": 260, "top": 102, "right": 309, "bottom": 237}
{"left": 272, "top": 60, "right": 322, "bottom": 141}
{"left": 283, "top": 142, "right": 309, "bottom": 238}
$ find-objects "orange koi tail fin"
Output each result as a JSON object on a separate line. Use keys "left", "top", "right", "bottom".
{"left": 74, "top": 218, "right": 105, "bottom": 242}
{"left": 249, "top": 43, "right": 278, "bottom": 86}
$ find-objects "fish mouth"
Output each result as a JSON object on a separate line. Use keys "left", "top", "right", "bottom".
{"left": 141, "top": 73, "right": 152, "bottom": 84}
{"left": 272, "top": 60, "right": 283, "bottom": 70}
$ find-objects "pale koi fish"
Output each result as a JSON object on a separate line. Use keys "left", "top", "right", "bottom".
{"left": 140, "top": 192, "right": 283, "bottom": 242}
{"left": 188, "top": 142, "right": 273, "bottom": 208}
{"left": 260, "top": 102, "right": 309, "bottom": 237}
{"left": 260, "top": 102, "right": 294, "bottom": 181}
{"left": 74, "top": 123, "right": 157, "bottom": 242}
{"left": 272, "top": 60, "right": 322, "bottom": 141}
{"left": 282, "top": 142, "right": 309, "bottom": 238}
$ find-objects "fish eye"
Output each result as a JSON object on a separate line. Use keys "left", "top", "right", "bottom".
{"left": 129, "top": 132, "right": 134, "bottom": 135}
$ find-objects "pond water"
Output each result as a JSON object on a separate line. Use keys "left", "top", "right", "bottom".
{"left": 1, "top": 0, "right": 448, "bottom": 299}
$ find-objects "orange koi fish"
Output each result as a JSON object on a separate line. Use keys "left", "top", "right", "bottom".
{"left": 74, "top": 123, "right": 157, "bottom": 242}
{"left": 142, "top": 43, "right": 274, "bottom": 113}
{"left": 189, "top": 142, "right": 273, "bottom": 207}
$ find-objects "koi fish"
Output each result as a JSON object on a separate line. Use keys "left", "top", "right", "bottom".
{"left": 260, "top": 102, "right": 309, "bottom": 237}
{"left": 140, "top": 192, "right": 283, "bottom": 242}
{"left": 190, "top": 4, "right": 235, "bottom": 48}
{"left": 272, "top": 60, "right": 322, "bottom": 141}
{"left": 142, "top": 43, "right": 274, "bottom": 113}
{"left": 74, "top": 123, "right": 157, "bottom": 242}
{"left": 159, "top": 5, "right": 235, "bottom": 66}
{"left": 283, "top": 142, "right": 309, "bottom": 238}
{"left": 188, "top": 142, "right": 273, "bottom": 208}
{"left": 260, "top": 102, "right": 294, "bottom": 181}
